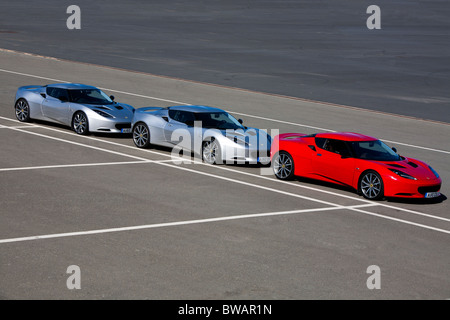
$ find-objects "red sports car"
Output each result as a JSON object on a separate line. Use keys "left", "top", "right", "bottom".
{"left": 270, "top": 132, "right": 442, "bottom": 200}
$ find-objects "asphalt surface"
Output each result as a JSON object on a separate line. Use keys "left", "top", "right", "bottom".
{"left": 1, "top": 0, "right": 449, "bottom": 122}
{"left": 0, "top": 51, "right": 449, "bottom": 300}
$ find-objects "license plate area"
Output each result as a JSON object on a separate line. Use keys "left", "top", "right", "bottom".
{"left": 258, "top": 157, "right": 271, "bottom": 164}
{"left": 425, "top": 192, "right": 440, "bottom": 198}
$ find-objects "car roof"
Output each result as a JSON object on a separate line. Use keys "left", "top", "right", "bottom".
{"left": 168, "top": 105, "right": 226, "bottom": 113}
{"left": 315, "top": 132, "right": 377, "bottom": 142}
{"left": 47, "top": 83, "right": 98, "bottom": 90}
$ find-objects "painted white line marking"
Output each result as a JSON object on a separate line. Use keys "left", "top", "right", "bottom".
{"left": 229, "top": 111, "right": 450, "bottom": 155}
{"left": 3, "top": 125, "right": 149, "bottom": 162}
{"left": 351, "top": 208, "right": 450, "bottom": 235}
{"left": 0, "top": 68, "right": 64, "bottom": 83}
{"left": 1, "top": 115, "right": 447, "bottom": 224}
{"left": 0, "top": 159, "right": 175, "bottom": 172}
{"left": 227, "top": 111, "right": 334, "bottom": 132}
{"left": 0, "top": 125, "right": 41, "bottom": 129}
{"left": 0, "top": 123, "right": 346, "bottom": 207}
{"left": 0, "top": 204, "right": 378, "bottom": 244}
{"left": 207, "top": 161, "right": 450, "bottom": 223}
{"left": 1, "top": 68, "right": 448, "bottom": 154}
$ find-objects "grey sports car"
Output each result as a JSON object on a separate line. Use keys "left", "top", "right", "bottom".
{"left": 14, "top": 83, "right": 135, "bottom": 135}
{"left": 131, "top": 105, "right": 272, "bottom": 164}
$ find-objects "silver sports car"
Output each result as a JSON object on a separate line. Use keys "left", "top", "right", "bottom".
{"left": 14, "top": 83, "right": 135, "bottom": 135}
{"left": 131, "top": 105, "right": 272, "bottom": 164}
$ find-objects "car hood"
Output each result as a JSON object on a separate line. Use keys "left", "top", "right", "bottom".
{"left": 370, "top": 157, "right": 439, "bottom": 181}
{"left": 78, "top": 103, "right": 134, "bottom": 116}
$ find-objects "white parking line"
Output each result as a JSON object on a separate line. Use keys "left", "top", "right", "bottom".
{"left": 351, "top": 208, "right": 450, "bottom": 235}
{"left": 2, "top": 125, "right": 150, "bottom": 162}
{"left": 1, "top": 115, "right": 448, "bottom": 224}
{"left": 0, "top": 125, "right": 41, "bottom": 129}
{"left": 1, "top": 67, "right": 449, "bottom": 154}
{"left": 0, "top": 204, "right": 378, "bottom": 244}
{"left": 0, "top": 160, "right": 174, "bottom": 172}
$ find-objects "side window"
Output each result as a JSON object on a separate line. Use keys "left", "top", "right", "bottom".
{"left": 168, "top": 110, "right": 194, "bottom": 124}
{"left": 168, "top": 110, "right": 181, "bottom": 122}
{"left": 46, "top": 87, "right": 57, "bottom": 98}
{"left": 323, "top": 139, "right": 350, "bottom": 155}
{"left": 54, "top": 88, "right": 69, "bottom": 101}
{"left": 315, "top": 137, "right": 327, "bottom": 149}
{"left": 46, "top": 88, "right": 69, "bottom": 101}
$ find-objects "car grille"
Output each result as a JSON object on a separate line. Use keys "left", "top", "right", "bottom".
{"left": 115, "top": 123, "right": 131, "bottom": 130}
{"left": 418, "top": 185, "right": 441, "bottom": 195}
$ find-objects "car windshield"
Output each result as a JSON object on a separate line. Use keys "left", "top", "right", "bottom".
{"left": 350, "top": 140, "right": 400, "bottom": 161}
{"left": 69, "top": 89, "right": 113, "bottom": 105}
{"left": 194, "top": 112, "right": 244, "bottom": 129}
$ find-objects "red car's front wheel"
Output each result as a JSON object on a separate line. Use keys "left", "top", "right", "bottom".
{"left": 359, "top": 170, "right": 384, "bottom": 200}
{"left": 273, "top": 151, "right": 295, "bottom": 180}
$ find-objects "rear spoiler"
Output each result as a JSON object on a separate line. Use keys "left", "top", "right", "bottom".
{"left": 19, "top": 85, "right": 45, "bottom": 90}
{"left": 277, "top": 133, "right": 308, "bottom": 140}
{"left": 136, "top": 106, "right": 165, "bottom": 113}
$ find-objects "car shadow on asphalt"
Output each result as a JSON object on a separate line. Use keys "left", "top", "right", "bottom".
{"left": 286, "top": 176, "right": 447, "bottom": 205}
{"left": 385, "top": 194, "right": 447, "bottom": 205}
{"left": 28, "top": 119, "right": 133, "bottom": 139}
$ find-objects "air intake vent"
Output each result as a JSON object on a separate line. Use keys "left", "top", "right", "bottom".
{"left": 418, "top": 185, "right": 441, "bottom": 195}
{"left": 115, "top": 106, "right": 124, "bottom": 110}
{"left": 389, "top": 164, "right": 406, "bottom": 169}
{"left": 407, "top": 161, "right": 418, "bottom": 168}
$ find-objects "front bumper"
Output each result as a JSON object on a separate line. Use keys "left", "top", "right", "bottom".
{"left": 383, "top": 175, "right": 442, "bottom": 198}
{"left": 221, "top": 144, "right": 271, "bottom": 164}
{"left": 89, "top": 117, "right": 132, "bottom": 133}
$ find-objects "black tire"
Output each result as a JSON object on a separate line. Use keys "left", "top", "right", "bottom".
{"left": 202, "top": 138, "right": 222, "bottom": 164}
{"left": 72, "top": 111, "right": 89, "bottom": 135}
{"left": 132, "top": 122, "right": 151, "bottom": 148}
{"left": 272, "top": 151, "right": 295, "bottom": 180}
{"left": 15, "top": 99, "right": 31, "bottom": 122}
{"left": 359, "top": 170, "right": 384, "bottom": 200}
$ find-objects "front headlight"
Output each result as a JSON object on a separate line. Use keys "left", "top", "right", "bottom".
{"left": 429, "top": 166, "right": 440, "bottom": 178}
{"left": 93, "top": 109, "right": 114, "bottom": 118}
{"left": 389, "top": 169, "right": 417, "bottom": 180}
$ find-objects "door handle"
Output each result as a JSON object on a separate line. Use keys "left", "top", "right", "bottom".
{"left": 317, "top": 153, "right": 322, "bottom": 156}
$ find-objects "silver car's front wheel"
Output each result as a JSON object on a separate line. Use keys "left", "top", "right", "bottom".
{"left": 360, "top": 171, "right": 384, "bottom": 200}
{"left": 72, "top": 112, "right": 89, "bottom": 135}
{"left": 133, "top": 122, "right": 151, "bottom": 148}
{"left": 15, "top": 99, "right": 31, "bottom": 122}
{"left": 202, "top": 139, "right": 221, "bottom": 164}
{"left": 273, "top": 151, "right": 295, "bottom": 180}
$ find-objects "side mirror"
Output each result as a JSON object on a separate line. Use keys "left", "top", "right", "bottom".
{"left": 238, "top": 119, "right": 243, "bottom": 124}
{"left": 110, "top": 95, "right": 115, "bottom": 101}
{"left": 392, "top": 147, "right": 397, "bottom": 153}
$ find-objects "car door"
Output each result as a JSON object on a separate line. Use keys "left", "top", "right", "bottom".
{"left": 42, "top": 88, "right": 71, "bottom": 124}
{"left": 312, "top": 138, "right": 356, "bottom": 186}
{"left": 164, "top": 110, "right": 195, "bottom": 148}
